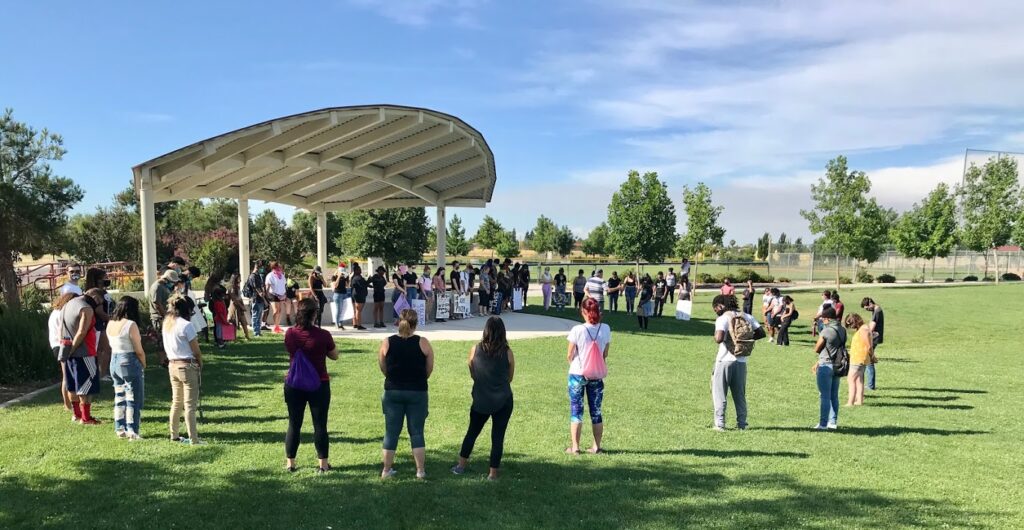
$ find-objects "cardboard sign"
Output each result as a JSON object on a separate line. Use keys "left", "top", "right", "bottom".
{"left": 411, "top": 298, "right": 427, "bottom": 327}
{"left": 335, "top": 297, "right": 354, "bottom": 322}
{"left": 456, "top": 294, "right": 472, "bottom": 315}
{"left": 553, "top": 292, "right": 571, "bottom": 307}
{"left": 436, "top": 293, "right": 450, "bottom": 319}
{"left": 513, "top": 289, "right": 524, "bottom": 311}
{"left": 675, "top": 299, "right": 692, "bottom": 321}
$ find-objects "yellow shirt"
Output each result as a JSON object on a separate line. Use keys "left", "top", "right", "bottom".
{"left": 850, "top": 325, "right": 872, "bottom": 365}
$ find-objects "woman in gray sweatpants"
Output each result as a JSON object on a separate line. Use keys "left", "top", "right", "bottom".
{"left": 710, "top": 294, "right": 763, "bottom": 430}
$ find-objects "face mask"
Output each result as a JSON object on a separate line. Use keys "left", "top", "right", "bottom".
{"left": 102, "top": 279, "right": 111, "bottom": 288}
{"left": 714, "top": 306, "right": 726, "bottom": 316}
{"left": 70, "top": 273, "right": 81, "bottom": 282}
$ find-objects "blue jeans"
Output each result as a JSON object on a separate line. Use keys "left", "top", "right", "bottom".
{"left": 110, "top": 353, "right": 144, "bottom": 435}
{"left": 406, "top": 286, "right": 418, "bottom": 301}
{"left": 382, "top": 390, "right": 429, "bottom": 450}
{"left": 332, "top": 291, "right": 349, "bottom": 326}
{"left": 624, "top": 286, "right": 637, "bottom": 314}
{"left": 816, "top": 363, "right": 840, "bottom": 427}
{"left": 251, "top": 299, "right": 265, "bottom": 336}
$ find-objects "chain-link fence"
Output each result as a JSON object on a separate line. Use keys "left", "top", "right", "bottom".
{"left": 768, "top": 249, "right": 1023, "bottom": 283}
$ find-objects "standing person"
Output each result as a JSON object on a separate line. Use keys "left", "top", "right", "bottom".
{"left": 107, "top": 296, "right": 147, "bottom": 440}
{"left": 666, "top": 267, "right": 677, "bottom": 305}
{"left": 84, "top": 268, "right": 114, "bottom": 379}
{"left": 812, "top": 290, "right": 834, "bottom": 337}
{"left": 378, "top": 309, "right": 435, "bottom": 480}
{"left": 244, "top": 261, "right": 268, "bottom": 338}
{"left": 741, "top": 279, "right": 754, "bottom": 315}
{"left": 623, "top": 271, "right": 638, "bottom": 315}
{"left": 565, "top": 298, "right": 610, "bottom": 455}
{"left": 680, "top": 258, "right": 691, "bottom": 293}
{"left": 478, "top": 265, "right": 491, "bottom": 317}
{"left": 760, "top": 287, "right": 773, "bottom": 335}
{"left": 653, "top": 272, "right": 668, "bottom": 317}
{"left": 432, "top": 267, "right": 448, "bottom": 323}
{"left": 812, "top": 307, "right": 845, "bottom": 430}
{"left": 450, "top": 261, "right": 463, "bottom": 294}
{"left": 284, "top": 279, "right": 300, "bottom": 326}
{"left": 831, "top": 292, "right": 845, "bottom": 321}
{"left": 149, "top": 270, "right": 177, "bottom": 361}
{"left": 60, "top": 263, "right": 84, "bottom": 295}
{"left": 227, "top": 274, "right": 251, "bottom": 340}
{"left": 308, "top": 266, "right": 329, "bottom": 327}
{"left": 606, "top": 272, "right": 622, "bottom": 313}
{"left": 553, "top": 267, "right": 568, "bottom": 312}
{"left": 350, "top": 264, "right": 368, "bottom": 330}
{"left": 572, "top": 269, "right": 587, "bottom": 309}
{"left": 637, "top": 274, "right": 654, "bottom": 330}
{"left": 404, "top": 262, "right": 420, "bottom": 302}
{"left": 860, "top": 298, "right": 884, "bottom": 391}
{"left": 420, "top": 264, "right": 434, "bottom": 323}
{"left": 584, "top": 269, "right": 606, "bottom": 312}
{"left": 60, "top": 291, "right": 100, "bottom": 424}
{"left": 163, "top": 295, "right": 205, "bottom": 445}
{"left": 370, "top": 266, "right": 388, "bottom": 328}
{"left": 540, "top": 266, "right": 553, "bottom": 311}
{"left": 844, "top": 313, "right": 871, "bottom": 407}
{"left": 284, "top": 298, "right": 339, "bottom": 473}
{"left": 519, "top": 264, "right": 531, "bottom": 307}
{"left": 391, "top": 266, "right": 408, "bottom": 326}
{"left": 776, "top": 296, "right": 797, "bottom": 347}
{"left": 710, "top": 294, "right": 765, "bottom": 431}
{"left": 210, "top": 286, "right": 230, "bottom": 349}
{"left": 720, "top": 279, "right": 735, "bottom": 296}
{"left": 331, "top": 264, "right": 349, "bottom": 330}
{"left": 451, "top": 317, "right": 515, "bottom": 480}
{"left": 49, "top": 292, "right": 78, "bottom": 412}
{"left": 768, "top": 288, "right": 785, "bottom": 342}
{"left": 493, "top": 273, "right": 509, "bottom": 316}
{"left": 264, "top": 262, "right": 288, "bottom": 333}
{"left": 466, "top": 265, "right": 478, "bottom": 308}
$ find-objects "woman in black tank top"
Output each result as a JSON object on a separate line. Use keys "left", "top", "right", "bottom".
{"left": 451, "top": 317, "right": 515, "bottom": 480}
{"left": 378, "top": 309, "right": 435, "bottom": 480}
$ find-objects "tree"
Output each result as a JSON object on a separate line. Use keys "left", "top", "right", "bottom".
{"left": 426, "top": 225, "right": 437, "bottom": 251}
{"left": 495, "top": 229, "right": 520, "bottom": 259}
{"left": 676, "top": 182, "right": 725, "bottom": 259}
{"left": 447, "top": 214, "right": 470, "bottom": 257}
{"left": 66, "top": 205, "right": 141, "bottom": 264}
{"left": 1014, "top": 191, "right": 1024, "bottom": 248}
{"left": 0, "top": 109, "right": 83, "bottom": 309}
{"left": 581, "top": 223, "right": 610, "bottom": 256}
{"left": 958, "top": 156, "right": 1020, "bottom": 280}
{"left": 801, "top": 156, "right": 895, "bottom": 286}
{"left": 338, "top": 208, "right": 430, "bottom": 267}
{"left": 472, "top": 215, "right": 504, "bottom": 256}
{"left": 776, "top": 233, "right": 789, "bottom": 252}
{"left": 292, "top": 211, "right": 342, "bottom": 257}
{"left": 555, "top": 225, "right": 576, "bottom": 257}
{"left": 526, "top": 215, "right": 560, "bottom": 257}
{"left": 891, "top": 183, "right": 958, "bottom": 278}
{"left": 607, "top": 170, "right": 677, "bottom": 268}
{"left": 250, "top": 210, "right": 304, "bottom": 266}
{"left": 755, "top": 232, "right": 771, "bottom": 260}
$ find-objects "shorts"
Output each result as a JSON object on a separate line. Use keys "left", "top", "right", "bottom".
{"left": 373, "top": 296, "right": 386, "bottom": 303}
{"left": 65, "top": 357, "right": 100, "bottom": 396}
{"left": 353, "top": 295, "right": 367, "bottom": 304}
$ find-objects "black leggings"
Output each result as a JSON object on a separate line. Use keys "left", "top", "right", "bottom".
{"left": 573, "top": 292, "right": 584, "bottom": 308}
{"left": 315, "top": 295, "right": 328, "bottom": 327}
{"left": 284, "top": 382, "right": 331, "bottom": 459}
{"left": 777, "top": 318, "right": 792, "bottom": 346}
{"left": 654, "top": 297, "right": 666, "bottom": 316}
{"left": 459, "top": 399, "right": 514, "bottom": 468}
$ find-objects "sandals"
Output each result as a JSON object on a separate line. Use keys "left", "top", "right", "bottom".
{"left": 450, "top": 465, "right": 465, "bottom": 475}
{"left": 316, "top": 464, "right": 332, "bottom": 474}
{"left": 565, "top": 447, "right": 580, "bottom": 455}
{"left": 588, "top": 447, "right": 602, "bottom": 454}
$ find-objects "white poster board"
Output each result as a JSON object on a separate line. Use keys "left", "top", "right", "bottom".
{"left": 435, "top": 293, "right": 450, "bottom": 320}
{"left": 411, "top": 298, "right": 427, "bottom": 327}
{"left": 675, "top": 299, "right": 692, "bottom": 321}
{"left": 513, "top": 289, "right": 524, "bottom": 311}
{"left": 456, "top": 294, "right": 472, "bottom": 315}
{"left": 338, "top": 298, "right": 354, "bottom": 322}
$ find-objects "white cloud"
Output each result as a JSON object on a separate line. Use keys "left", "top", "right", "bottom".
{"left": 345, "top": 0, "right": 488, "bottom": 27}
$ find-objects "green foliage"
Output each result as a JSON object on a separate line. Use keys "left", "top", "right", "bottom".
{"left": 250, "top": 210, "right": 304, "bottom": 266}
{"left": 472, "top": 215, "right": 504, "bottom": 253}
{"left": 963, "top": 275, "right": 978, "bottom": 282}
{"left": 193, "top": 237, "right": 235, "bottom": 279}
{"left": 856, "top": 267, "right": 875, "bottom": 284}
{"left": 555, "top": 225, "right": 575, "bottom": 257}
{"left": 777, "top": 277, "right": 791, "bottom": 283}
{"left": 838, "top": 275, "right": 853, "bottom": 285}
{"left": 66, "top": 204, "right": 141, "bottom": 264}
{"left": 446, "top": 214, "right": 470, "bottom": 257}
{"left": 958, "top": 157, "right": 1020, "bottom": 252}
{"left": 755, "top": 232, "right": 771, "bottom": 260}
{"left": 1001, "top": 272, "right": 1021, "bottom": 281}
{"left": 801, "top": 156, "right": 895, "bottom": 264}
{"left": 581, "top": 222, "right": 610, "bottom": 256}
{"left": 877, "top": 273, "right": 896, "bottom": 284}
{"left": 0, "top": 109, "right": 84, "bottom": 310}
{"left": 607, "top": 170, "right": 677, "bottom": 263}
{"left": 676, "top": 182, "right": 725, "bottom": 258}
{"left": 19, "top": 285, "right": 50, "bottom": 313}
{"left": 292, "top": 211, "right": 342, "bottom": 257}
{"left": 495, "top": 229, "right": 520, "bottom": 259}
{"left": 525, "top": 215, "right": 560, "bottom": 254}
{"left": 735, "top": 268, "right": 774, "bottom": 283}
{"left": 338, "top": 208, "right": 430, "bottom": 267}
{"left": 891, "top": 183, "right": 958, "bottom": 263}
{"left": 121, "top": 277, "right": 145, "bottom": 292}
{"left": 0, "top": 308, "right": 53, "bottom": 384}
{"left": 426, "top": 225, "right": 437, "bottom": 251}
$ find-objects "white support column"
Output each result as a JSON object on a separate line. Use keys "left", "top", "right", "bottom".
{"left": 140, "top": 182, "right": 158, "bottom": 288}
{"left": 316, "top": 210, "right": 329, "bottom": 272}
{"left": 436, "top": 201, "right": 447, "bottom": 269}
{"left": 238, "top": 197, "right": 250, "bottom": 276}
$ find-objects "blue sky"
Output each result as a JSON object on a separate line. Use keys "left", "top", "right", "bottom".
{"left": 4, "top": 0, "right": 1024, "bottom": 243}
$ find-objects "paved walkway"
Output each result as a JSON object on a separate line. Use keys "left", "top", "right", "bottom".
{"left": 313, "top": 311, "right": 575, "bottom": 341}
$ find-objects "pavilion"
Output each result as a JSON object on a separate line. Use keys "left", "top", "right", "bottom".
{"left": 131, "top": 105, "right": 497, "bottom": 286}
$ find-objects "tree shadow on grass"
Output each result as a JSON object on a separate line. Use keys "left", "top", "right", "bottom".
{"left": 203, "top": 429, "right": 378, "bottom": 446}
{"left": 760, "top": 426, "right": 990, "bottom": 437}
{"left": 604, "top": 448, "right": 810, "bottom": 459}
{"left": 886, "top": 387, "right": 988, "bottom": 395}
{"left": 0, "top": 453, "right": 997, "bottom": 528}
{"left": 876, "top": 395, "right": 962, "bottom": 402}
{"left": 866, "top": 402, "right": 974, "bottom": 411}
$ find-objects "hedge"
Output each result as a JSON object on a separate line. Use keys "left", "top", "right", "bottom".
{"left": 0, "top": 308, "right": 56, "bottom": 384}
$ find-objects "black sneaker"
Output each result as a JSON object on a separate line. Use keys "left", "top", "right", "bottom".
{"left": 355, "top": 325, "right": 367, "bottom": 330}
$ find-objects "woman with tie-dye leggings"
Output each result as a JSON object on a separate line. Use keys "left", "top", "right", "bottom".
{"left": 106, "top": 297, "right": 147, "bottom": 440}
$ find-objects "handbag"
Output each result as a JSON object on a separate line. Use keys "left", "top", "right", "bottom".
{"left": 393, "top": 294, "right": 410, "bottom": 313}
{"left": 285, "top": 349, "right": 321, "bottom": 391}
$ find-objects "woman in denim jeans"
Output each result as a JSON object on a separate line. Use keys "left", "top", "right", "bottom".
{"left": 106, "top": 296, "right": 147, "bottom": 440}
{"left": 811, "top": 306, "right": 846, "bottom": 430}
{"left": 330, "top": 265, "right": 349, "bottom": 330}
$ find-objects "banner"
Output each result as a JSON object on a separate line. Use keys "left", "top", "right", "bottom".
{"left": 338, "top": 298, "right": 354, "bottom": 322}
{"left": 675, "top": 299, "right": 692, "bottom": 321}
{"left": 513, "top": 289, "right": 524, "bottom": 311}
{"left": 411, "top": 298, "right": 427, "bottom": 327}
{"left": 553, "top": 292, "right": 571, "bottom": 308}
{"left": 457, "top": 294, "right": 472, "bottom": 315}
{"left": 435, "top": 293, "right": 450, "bottom": 320}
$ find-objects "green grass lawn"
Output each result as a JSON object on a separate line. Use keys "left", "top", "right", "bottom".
{"left": 1, "top": 285, "right": 1022, "bottom": 528}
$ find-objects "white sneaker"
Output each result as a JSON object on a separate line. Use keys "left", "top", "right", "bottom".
{"left": 827, "top": 423, "right": 838, "bottom": 430}
{"left": 813, "top": 424, "right": 828, "bottom": 430}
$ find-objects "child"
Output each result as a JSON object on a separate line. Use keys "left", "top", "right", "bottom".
{"left": 211, "top": 285, "right": 230, "bottom": 349}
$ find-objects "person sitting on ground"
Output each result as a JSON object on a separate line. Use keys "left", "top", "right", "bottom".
{"left": 452, "top": 316, "right": 515, "bottom": 480}
{"left": 163, "top": 294, "right": 205, "bottom": 445}
{"left": 565, "top": 298, "right": 610, "bottom": 455}
{"left": 284, "top": 298, "right": 339, "bottom": 473}
{"left": 378, "top": 309, "right": 435, "bottom": 480}
{"left": 844, "top": 313, "right": 871, "bottom": 406}
{"left": 107, "top": 296, "right": 147, "bottom": 440}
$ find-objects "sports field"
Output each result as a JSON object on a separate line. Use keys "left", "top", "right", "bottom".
{"left": 1, "top": 285, "right": 1022, "bottom": 528}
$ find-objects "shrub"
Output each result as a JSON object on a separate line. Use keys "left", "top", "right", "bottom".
{"left": 838, "top": 276, "right": 852, "bottom": 285}
{"left": 777, "top": 277, "right": 791, "bottom": 283}
{"left": 855, "top": 267, "right": 874, "bottom": 283}
{"left": 1000, "top": 273, "right": 1021, "bottom": 281}
{"left": 697, "top": 272, "right": 718, "bottom": 284}
{"left": 877, "top": 273, "right": 896, "bottom": 284}
{"left": 0, "top": 308, "right": 55, "bottom": 384}
{"left": 735, "top": 268, "right": 772, "bottom": 283}
{"left": 963, "top": 275, "right": 978, "bottom": 282}
{"left": 944, "top": 278, "right": 954, "bottom": 283}
{"left": 910, "top": 275, "right": 924, "bottom": 284}
{"left": 19, "top": 286, "right": 52, "bottom": 313}
{"left": 982, "top": 276, "right": 995, "bottom": 282}
{"left": 120, "top": 277, "right": 145, "bottom": 292}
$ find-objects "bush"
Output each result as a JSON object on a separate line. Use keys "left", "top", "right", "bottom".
{"left": 0, "top": 308, "right": 55, "bottom": 384}
{"left": 945, "top": 278, "right": 955, "bottom": 283}
{"left": 735, "top": 268, "right": 773, "bottom": 283}
{"left": 19, "top": 286, "right": 52, "bottom": 313}
{"left": 777, "top": 277, "right": 791, "bottom": 283}
{"left": 838, "top": 276, "right": 852, "bottom": 285}
{"left": 697, "top": 272, "right": 718, "bottom": 284}
{"left": 982, "top": 276, "right": 995, "bottom": 282}
{"left": 120, "top": 277, "right": 145, "bottom": 292}
{"left": 877, "top": 273, "right": 896, "bottom": 284}
{"left": 856, "top": 267, "right": 874, "bottom": 283}
{"left": 1000, "top": 273, "right": 1021, "bottom": 281}
{"left": 963, "top": 275, "right": 978, "bottom": 282}
{"left": 910, "top": 275, "right": 924, "bottom": 284}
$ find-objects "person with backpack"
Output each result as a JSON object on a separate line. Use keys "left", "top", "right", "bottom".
{"left": 811, "top": 306, "right": 847, "bottom": 430}
{"left": 710, "top": 294, "right": 765, "bottom": 431}
{"left": 284, "top": 298, "right": 339, "bottom": 473}
{"left": 860, "top": 297, "right": 884, "bottom": 391}
{"left": 451, "top": 317, "right": 515, "bottom": 480}
{"left": 565, "top": 298, "right": 610, "bottom": 455}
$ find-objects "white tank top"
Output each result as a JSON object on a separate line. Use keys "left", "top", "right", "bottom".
{"left": 108, "top": 320, "right": 136, "bottom": 354}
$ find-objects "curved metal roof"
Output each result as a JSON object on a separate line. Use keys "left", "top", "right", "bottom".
{"left": 132, "top": 105, "right": 496, "bottom": 211}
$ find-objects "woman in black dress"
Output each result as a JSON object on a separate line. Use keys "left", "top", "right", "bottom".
{"left": 370, "top": 266, "right": 388, "bottom": 329}
{"left": 308, "top": 266, "right": 329, "bottom": 327}
{"left": 350, "top": 264, "right": 368, "bottom": 330}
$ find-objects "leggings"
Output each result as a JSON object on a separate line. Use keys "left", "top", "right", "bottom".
{"left": 382, "top": 389, "right": 429, "bottom": 450}
{"left": 608, "top": 292, "right": 619, "bottom": 312}
{"left": 573, "top": 292, "right": 584, "bottom": 309}
{"left": 654, "top": 297, "right": 666, "bottom": 317}
{"left": 285, "top": 382, "right": 331, "bottom": 459}
{"left": 459, "top": 399, "right": 514, "bottom": 468}
{"left": 568, "top": 374, "right": 604, "bottom": 424}
{"left": 777, "top": 318, "right": 792, "bottom": 345}
{"left": 624, "top": 286, "right": 637, "bottom": 313}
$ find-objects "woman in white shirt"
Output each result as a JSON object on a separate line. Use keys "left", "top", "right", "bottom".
{"left": 565, "top": 298, "right": 610, "bottom": 455}
{"left": 50, "top": 292, "right": 78, "bottom": 412}
{"left": 163, "top": 295, "right": 205, "bottom": 445}
{"left": 107, "top": 296, "right": 147, "bottom": 439}
{"left": 264, "top": 261, "right": 288, "bottom": 333}
{"left": 541, "top": 267, "right": 553, "bottom": 311}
